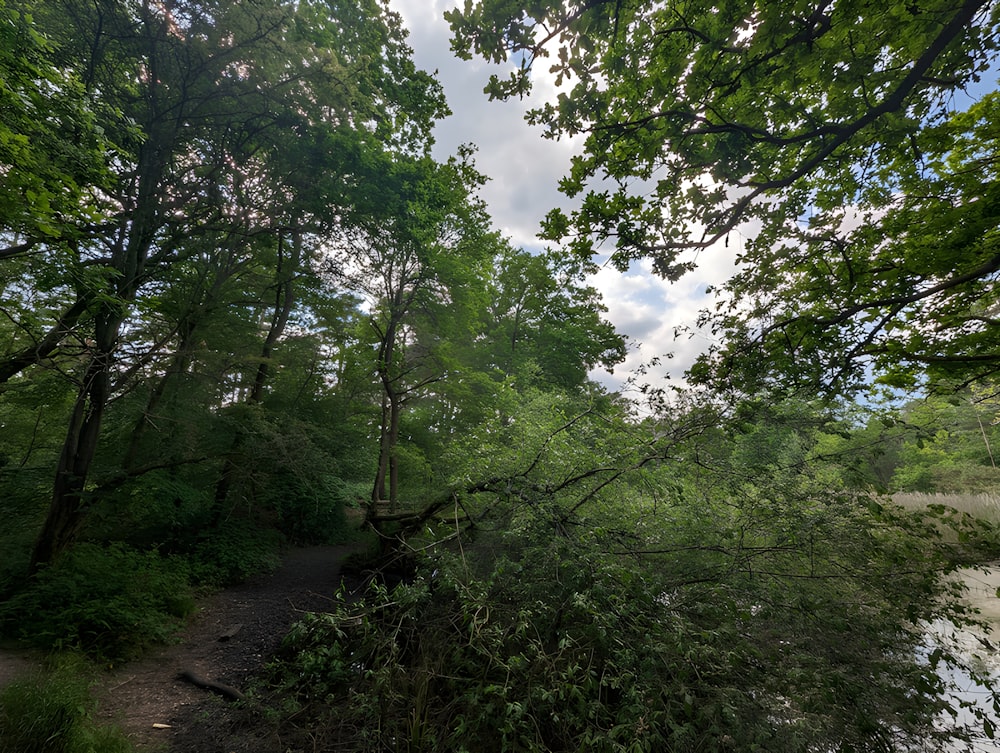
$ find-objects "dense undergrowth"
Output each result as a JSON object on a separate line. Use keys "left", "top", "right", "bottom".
{"left": 0, "top": 505, "right": 363, "bottom": 753}
{"left": 0, "top": 654, "right": 133, "bottom": 753}
{"left": 268, "top": 484, "right": 1000, "bottom": 752}
{"left": 0, "top": 501, "right": 359, "bottom": 662}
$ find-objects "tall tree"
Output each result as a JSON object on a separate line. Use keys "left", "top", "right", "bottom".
{"left": 481, "top": 244, "right": 626, "bottom": 390}
{"left": 327, "top": 150, "right": 494, "bottom": 510}
{"left": 5, "top": 0, "right": 446, "bottom": 570}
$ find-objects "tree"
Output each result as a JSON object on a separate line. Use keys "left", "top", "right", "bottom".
{"left": 3, "top": 0, "right": 446, "bottom": 570}
{"left": 479, "top": 244, "right": 627, "bottom": 390}
{"left": 693, "top": 92, "right": 1000, "bottom": 395}
{"left": 447, "top": 0, "right": 1000, "bottom": 394}
{"left": 276, "top": 389, "right": 1000, "bottom": 752}
{"left": 0, "top": 0, "right": 114, "bottom": 240}
{"left": 880, "top": 390, "right": 1000, "bottom": 492}
{"left": 326, "top": 149, "right": 496, "bottom": 510}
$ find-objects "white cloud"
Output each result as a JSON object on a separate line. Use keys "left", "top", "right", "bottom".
{"left": 393, "top": 1, "right": 580, "bottom": 245}
{"left": 390, "top": 1, "right": 736, "bottom": 391}
{"left": 588, "top": 240, "right": 739, "bottom": 390}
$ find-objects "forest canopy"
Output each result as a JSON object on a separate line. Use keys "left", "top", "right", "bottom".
{"left": 448, "top": 0, "right": 1000, "bottom": 396}
{"left": 3, "top": 1, "right": 1000, "bottom": 752}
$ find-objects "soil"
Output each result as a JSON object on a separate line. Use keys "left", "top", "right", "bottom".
{"left": 0, "top": 544, "right": 363, "bottom": 753}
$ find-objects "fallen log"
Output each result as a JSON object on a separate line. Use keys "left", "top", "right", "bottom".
{"left": 178, "top": 669, "right": 246, "bottom": 702}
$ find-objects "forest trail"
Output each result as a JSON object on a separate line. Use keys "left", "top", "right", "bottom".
{"left": 103, "top": 543, "right": 359, "bottom": 752}
{"left": 0, "top": 544, "right": 360, "bottom": 752}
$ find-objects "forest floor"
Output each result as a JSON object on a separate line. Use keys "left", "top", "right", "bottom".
{"left": 0, "top": 543, "right": 363, "bottom": 753}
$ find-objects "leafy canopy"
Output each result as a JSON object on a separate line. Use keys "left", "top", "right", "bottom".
{"left": 447, "top": 0, "right": 1000, "bottom": 394}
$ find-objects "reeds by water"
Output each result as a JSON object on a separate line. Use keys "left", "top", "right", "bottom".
{"left": 893, "top": 492, "right": 1000, "bottom": 525}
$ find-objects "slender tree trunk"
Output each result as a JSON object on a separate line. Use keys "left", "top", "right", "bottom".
{"left": 371, "top": 306, "right": 402, "bottom": 509}
{"left": 388, "top": 394, "right": 401, "bottom": 508}
{"left": 213, "top": 231, "right": 300, "bottom": 512}
{"left": 371, "top": 388, "right": 402, "bottom": 510}
{"left": 250, "top": 232, "right": 299, "bottom": 403}
{"left": 372, "top": 393, "right": 391, "bottom": 505}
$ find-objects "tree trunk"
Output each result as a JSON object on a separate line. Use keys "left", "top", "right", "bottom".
{"left": 372, "top": 392, "right": 391, "bottom": 505}
{"left": 371, "top": 388, "right": 402, "bottom": 510}
{"left": 371, "top": 304, "right": 403, "bottom": 510}
{"left": 28, "top": 311, "right": 117, "bottom": 572}
{"left": 250, "top": 232, "right": 299, "bottom": 403}
{"left": 388, "top": 394, "right": 401, "bottom": 508}
{"left": 27, "top": 115, "right": 166, "bottom": 570}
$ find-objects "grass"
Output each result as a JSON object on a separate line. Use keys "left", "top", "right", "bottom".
{"left": 0, "top": 654, "right": 133, "bottom": 753}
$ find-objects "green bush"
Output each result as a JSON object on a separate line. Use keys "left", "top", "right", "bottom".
{"left": 0, "top": 655, "right": 133, "bottom": 753}
{"left": 0, "top": 543, "right": 195, "bottom": 661}
{"left": 269, "top": 472, "right": 353, "bottom": 545}
{"left": 271, "top": 491, "right": 997, "bottom": 753}
{"left": 188, "top": 520, "right": 283, "bottom": 586}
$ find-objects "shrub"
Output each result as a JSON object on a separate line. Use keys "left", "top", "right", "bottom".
{"left": 269, "top": 473, "right": 353, "bottom": 545}
{"left": 0, "top": 655, "right": 133, "bottom": 753}
{"left": 0, "top": 543, "right": 195, "bottom": 661}
{"left": 188, "top": 519, "right": 283, "bottom": 586}
{"left": 271, "top": 492, "right": 999, "bottom": 753}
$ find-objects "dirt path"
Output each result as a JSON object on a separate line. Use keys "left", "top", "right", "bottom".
{"left": 0, "top": 644, "right": 39, "bottom": 690}
{"left": 93, "top": 544, "right": 360, "bottom": 752}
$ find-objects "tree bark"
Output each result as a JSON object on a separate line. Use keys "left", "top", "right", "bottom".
{"left": 28, "top": 309, "right": 118, "bottom": 571}
{"left": 28, "top": 108, "right": 167, "bottom": 570}
{"left": 372, "top": 388, "right": 402, "bottom": 509}
{"left": 371, "top": 306, "right": 402, "bottom": 509}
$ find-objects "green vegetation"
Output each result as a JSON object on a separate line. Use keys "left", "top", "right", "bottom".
{"left": 271, "top": 393, "right": 1000, "bottom": 751}
{"left": 0, "top": 544, "right": 195, "bottom": 661}
{"left": 1, "top": 0, "right": 1000, "bottom": 751}
{"left": 448, "top": 0, "right": 1000, "bottom": 395}
{"left": 0, "top": 655, "right": 133, "bottom": 753}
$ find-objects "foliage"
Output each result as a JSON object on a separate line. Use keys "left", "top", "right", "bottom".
{"left": 271, "top": 393, "right": 1000, "bottom": 752}
{"left": 209, "top": 407, "right": 356, "bottom": 546}
{"left": 188, "top": 521, "right": 284, "bottom": 587}
{"left": 783, "top": 390, "right": 1000, "bottom": 495}
{"left": 8, "top": 1, "right": 1000, "bottom": 750}
{"left": 275, "top": 498, "right": 998, "bottom": 752}
{"left": 0, "top": 0, "right": 625, "bottom": 622}
{"left": 0, "top": 0, "right": 451, "bottom": 570}
{"left": 698, "top": 92, "right": 1000, "bottom": 394}
{"left": 447, "top": 0, "right": 1000, "bottom": 394}
{"left": 0, "top": 543, "right": 195, "bottom": 661}
{"left": 890, "top": 392, "right": 1000, "bottom": 492}
{"left": 478, "top": 245, "right": 627, "bottom": 390}
{"left": 0, "top": 655, "right": 132, "bottom": 753}
{"left": 0, "top": 0, "right": 115, "bottom": 237}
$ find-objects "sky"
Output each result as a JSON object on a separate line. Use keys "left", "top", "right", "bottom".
{"left": 389, "top": 1, "right": 738, "bottom": 393}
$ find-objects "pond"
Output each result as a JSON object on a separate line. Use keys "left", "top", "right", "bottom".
{"left": 929, "top": 566, "right": 1000, "bottom": 752}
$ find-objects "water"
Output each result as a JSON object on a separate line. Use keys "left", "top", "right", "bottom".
{"left": 928, "top": 566, "right": 1000, "bottom": 752}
